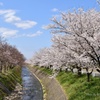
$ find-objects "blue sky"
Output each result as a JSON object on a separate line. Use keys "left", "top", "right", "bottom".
{"left": 0, "top": 0, "right": 99, "bottom": 59}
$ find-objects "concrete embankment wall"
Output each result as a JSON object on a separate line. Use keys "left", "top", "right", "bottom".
{"left": 29, "top": 67, "right": 67, "bottom": 100}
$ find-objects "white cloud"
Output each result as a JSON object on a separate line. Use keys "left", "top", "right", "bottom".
{"left": 5, "top": 15, "right": 21, "bottom": 23}
{"left": 26, "top": 31, "right": 43, "bottom": 37}
{"left": 19, "top": 31, "right": 43, "bottom": 37}
{"left": 14, "top": 20, "right": 37, "bottom": 29}
{"left": 4, "top": 10, "right": 21, "bottom": 23}
{"left": 0, "top": 27, "right": 18, "bottom": 38}
{"left": 0, "top": 2, "right": 3, "bottom": 6}
{"left": 42, "top": 24, "right": 52, "bottom": 30}
{"left": 52, "top": 8, "right": 58, "bottom": 12}
{"left": 42, "top": 25, "right": 48, "bottom": 30}
{"left": 0, "top": 9, "right": 37, "bottom": 29}
{"left": 12, "top": 31, "right": 43, "bottom": 38}
{"left": 0, "top": 27, "right": 42, "bottom": 38}
{"left": 0, "top": 9, "right": 21, "bottom": 23}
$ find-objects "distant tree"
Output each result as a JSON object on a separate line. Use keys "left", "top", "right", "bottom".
{"left": 0, "top": 36, "right": 25, "bottom": 73}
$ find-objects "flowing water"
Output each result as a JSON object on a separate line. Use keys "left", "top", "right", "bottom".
{"left": 22, "top": 67, "right": 43, "bottom": 100}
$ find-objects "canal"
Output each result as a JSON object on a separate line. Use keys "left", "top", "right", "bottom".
{"left": 22, "top": 66, "right": 43, "bottom": 100}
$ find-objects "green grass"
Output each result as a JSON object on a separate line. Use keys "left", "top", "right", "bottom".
{"left": 34, "top": 66, "right": 53, "bottom": 75}
{"left": 0, "top": 66, "right": 22, "bottom": 100}
{"left": 56, "top": 71, "right": 100, "bottom": 100}
{"left": 33, "top": 66, "right": 100, "bottom": 100}
{"left": 39, "top": 67, "right": 52, "bottom": 75}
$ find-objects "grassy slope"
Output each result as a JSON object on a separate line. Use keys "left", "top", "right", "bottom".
{"left": 57, "top": 71, "right": 100, "bottom": 100}
{"left": 39, "top": 67, "right": 53, "bottom": 75}
{"left": 34, "top": 66, "right": 53, "bottom": 75}
{"left": 0, "top": 66, "right": 22, "bottom": 100}
{"left": 36, "top": 67, "right": 100, "bottom": 100}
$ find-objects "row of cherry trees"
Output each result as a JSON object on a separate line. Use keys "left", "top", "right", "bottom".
{"left": 0, "top": 37, "right": 25, "bottom": 73}
{"left": 31, "top": 9, "right": 100, "bottom": 81}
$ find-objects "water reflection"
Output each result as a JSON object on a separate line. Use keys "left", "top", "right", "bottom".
{"left": 22, "top": 67, "right": 43, "bottom": 100}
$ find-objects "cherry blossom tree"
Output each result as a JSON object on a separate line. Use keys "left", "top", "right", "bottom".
{"left": 47, "top": 9, "right": 100, "bottom": 81}
{"left": 0, "top": 36, "right": 25, "bottom": 73}
{"left": 31, "top": 9, "right": 100, "bottom": 82}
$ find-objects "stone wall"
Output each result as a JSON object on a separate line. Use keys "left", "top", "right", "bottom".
{"left": 29, "top": 67, "right": 67, "bottom": 100}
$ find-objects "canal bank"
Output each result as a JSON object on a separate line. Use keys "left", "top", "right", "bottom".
{"left": 1, "top": 66, "right": 43, "bottom": 100}
{"left": 1, "top": 66, "right": 67, "bottom": 100}
{"left": 0, "top": 66, "right": 22, "bottom": 100}
{"left": 28, "top": 66, "right": 67, "bottom": 100}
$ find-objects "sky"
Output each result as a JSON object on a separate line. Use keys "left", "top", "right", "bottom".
{"left": 0, "top": 0, "right": 99, "bottom": 59}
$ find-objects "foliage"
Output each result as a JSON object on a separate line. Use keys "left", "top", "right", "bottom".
{"left": 31, "top": 9, "right": 100, "bottom": 72}
{"left": 30, "top": 9, "right": 100, "bottom": 83}
{"left": 0, "top": 37, "right": 25, "bottom": 72}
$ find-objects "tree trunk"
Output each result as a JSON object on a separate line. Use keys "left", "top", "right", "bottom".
{"left": 7, "top": 66, "right": 9, "bottom": 71}
{"left": 0, "top": 62, "right": 3, "bottom": 73}
{"left": 65, "top": 68, "right": 68, "bottom": 72}
{"left": 0, "top": 66, "right": 2, "bottom": 73}
{"left": 4, "top": 65, "right": 6, "bottom": 73}
{"left": 87, "top": 73, "right": 90, "bottom": 82}
{"left": 59, "top": 68, "right": 62, "bottom": 72}
{"left": 86, "top": 68, "right": 93, "bottom": 82}
{"left": 70, "top": 68, "right": 73, "bottom": 73}
{"left": 77, "top": 67, "right": 82, "bottom": 76}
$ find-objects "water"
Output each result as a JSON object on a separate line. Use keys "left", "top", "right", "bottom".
{"left": 22, "top": 67, "right": 43, "bottom": 100}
